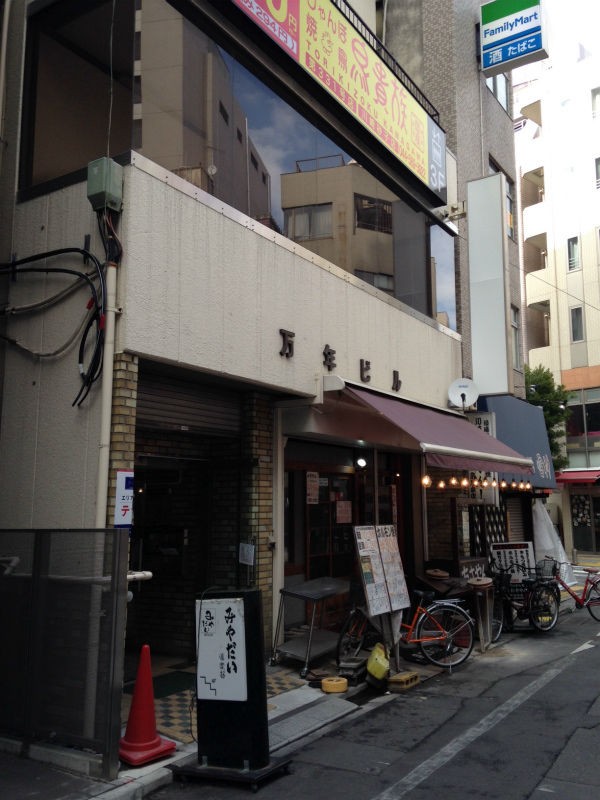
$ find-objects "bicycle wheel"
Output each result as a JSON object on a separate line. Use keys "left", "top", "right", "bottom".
{"left": 529, "top": 585, "right": 559, "bottom": 631}
{"left": 336, "top": 610, "right": 367, "bottom": 665}
{"left": 491, "top": 595, "right": 504, "bottom": 643}
{"left": 416, "top": 604, "right": 474, "bottom": 668}
{"left": 586, "top": 580, "right": 600, "bottom": 621}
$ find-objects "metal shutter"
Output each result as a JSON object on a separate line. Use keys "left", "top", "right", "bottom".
{"left": 137, "top": 372, "right": 241, "bottom": 435}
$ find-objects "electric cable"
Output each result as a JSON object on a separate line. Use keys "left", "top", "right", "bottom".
{"left": 0, "top": 307, "right": 90, "bottom": 359}
{"left": 0, "top": 247, "right": 106, "bottom": 405}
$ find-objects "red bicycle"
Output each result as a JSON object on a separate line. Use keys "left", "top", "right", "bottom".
{"left": 540, "top": 556, "right": 600, "bottom": 620}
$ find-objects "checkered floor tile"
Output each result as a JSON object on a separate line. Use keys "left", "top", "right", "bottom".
{"left": 121, "top": 663, "right": 311, "bottom": 745}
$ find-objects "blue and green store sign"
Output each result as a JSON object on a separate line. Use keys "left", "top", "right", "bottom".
{"left": 480, "top": 0, "right": 548, "bottom": 76}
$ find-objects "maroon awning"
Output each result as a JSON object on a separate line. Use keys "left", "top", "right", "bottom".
{"left": 345, "top": 387, "right": 533, "bottom": 474}
{"left": 556, "top": 470, "right": 600, "bottom": 484}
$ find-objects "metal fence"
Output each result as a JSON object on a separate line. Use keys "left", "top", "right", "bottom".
{"left": 0, "top": 529, "right": 129, "bottom": 779}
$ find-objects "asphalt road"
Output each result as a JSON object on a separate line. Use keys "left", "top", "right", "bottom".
{"left": 149, "top": 608, "right": 600, "bottom": 800}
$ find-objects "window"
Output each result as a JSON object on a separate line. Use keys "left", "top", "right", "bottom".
{"left": 354, "top": 194, "right": 392, "bottom": 234}
{"left": 568, "top": 236, "right": 580, "bottom": 270}
{"left": 218, "top": 101, "right": 229, "bottom": 124}
{"left": 596, "top": 157, "right": 600, "bottom": 189}
{"left": 511, "top": 306, "right": 521, "bottom": 369}
{"left": 284, "top": 204, "right": 333, "bottom": 241}
{"left": 489, "top": 160, "right": 515, "bottom": 238}
{"left": 486, "top": 73, "right": 508, "bottom": 111}
{"left": 355, "top": 270, "right": 394, "bottom": 294}
{"left": 19, "top": 1, "right": 134, "bottom": 190}
{"left": 571, "top": 306, "right": 584, "bottom": 342}
{"left": 592, "top": 87, "right": 600, "bottom": 118}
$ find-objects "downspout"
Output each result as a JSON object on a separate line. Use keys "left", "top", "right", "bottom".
{"left": 94, "top": 259, "right": 117, "bottom": 530}
{"left": 0, "top": 0, "right": 12, "bottom": 176}
{"left": 83, "top": 258, "right": 118, "bottom": 738}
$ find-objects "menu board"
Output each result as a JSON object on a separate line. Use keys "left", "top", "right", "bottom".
{"left": 490, "top": 541, "right": 535, "bottom": 575}
{"left": 376, "top": 525, "right": 411, "bottom": 611}
{"left": 353, "top": 525, "right": 410, "bottom": 617}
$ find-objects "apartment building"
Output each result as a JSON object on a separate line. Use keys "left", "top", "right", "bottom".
{"left": 514, "top": 0, "right": 600, "bottom": 555}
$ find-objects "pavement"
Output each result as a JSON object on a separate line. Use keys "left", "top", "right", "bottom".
{"left": 2, "top": 552, "right": 599, "bottom": 800}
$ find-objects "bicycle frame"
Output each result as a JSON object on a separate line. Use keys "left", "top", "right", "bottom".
{"left": 554, "top": 564, "right": 600, "bottom": 608}
{"left": 400, "top": 600, "right": 471, "bottom": 645}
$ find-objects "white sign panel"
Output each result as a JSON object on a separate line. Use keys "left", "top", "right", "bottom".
{"left": 196, "top": 597, "right": 247, "bottom": 701}
{"left": 490, "top": 541, "right": 535, "bottom": 574}
{"left": 114, "top": 469, "right": 134, "bottom": 527}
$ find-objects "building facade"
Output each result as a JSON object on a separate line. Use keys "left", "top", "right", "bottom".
{"left": 514, "top": 0, "right": 600, "bottom": 555}
{"left": 0, "top": 0, "right": 546, "bottom": 772}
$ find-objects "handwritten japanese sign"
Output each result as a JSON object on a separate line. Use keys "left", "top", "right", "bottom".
{"left": 195, "top": 597, "right": 248, "bottom": 701}
{"left": 232, "top": 0, "right": 446, "bottom": 197}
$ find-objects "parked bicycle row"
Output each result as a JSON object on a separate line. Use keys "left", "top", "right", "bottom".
{"left": 335, "top": 556, "right": 600, "bottom": 677}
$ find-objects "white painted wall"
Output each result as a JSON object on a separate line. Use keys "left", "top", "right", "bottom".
{"left": 0, "top": 155, "right": 462, "bottom": 527}
{"left": 120, "top": 156, "right": 462, "bottom": 406}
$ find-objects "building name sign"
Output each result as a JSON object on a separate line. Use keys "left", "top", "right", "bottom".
{"left": 232, "top": 0, "right": 446, "bottom": 198}
{"left": 280, "top": 328, "right": 402, "bottom": 392}
{"left": 480, "top": 0, "right": 548, "bottom": 77}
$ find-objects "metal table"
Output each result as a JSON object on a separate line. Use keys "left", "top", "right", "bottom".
{"left": 270, "top": 577, "right": 349, "bottom": 677}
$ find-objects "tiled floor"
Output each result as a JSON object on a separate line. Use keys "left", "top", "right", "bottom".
{"left": 122, "top": 655, "right": 318, "bottom": 745}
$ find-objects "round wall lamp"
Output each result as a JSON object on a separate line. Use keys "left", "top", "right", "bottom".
{"left": 356, "top": 457, "right": 367, "bottom": 468}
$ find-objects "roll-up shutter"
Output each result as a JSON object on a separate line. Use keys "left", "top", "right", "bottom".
{"left": 505, "top": 496, "right": 526, "bottom": 541}
{"left": 137, "top": 372, "right": 241, "bottom": 435}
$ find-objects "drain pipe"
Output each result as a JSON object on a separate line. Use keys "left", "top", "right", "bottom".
{"left": 94, "top": 259, "right": 118, "bottom": 530}
{"left": 83, "top": 258, "right": 118, "bottom": 738}
{"left": 0, "top": 0, "right": 13, "bottom": 177}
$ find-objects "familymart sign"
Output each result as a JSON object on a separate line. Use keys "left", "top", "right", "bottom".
{"left": 480, "top": 0, "right": 548, "bottom": 76}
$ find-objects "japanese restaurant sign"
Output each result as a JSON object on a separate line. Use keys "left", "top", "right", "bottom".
{"left": 196, "top": 597, "right": 248, "bottom": 701}
{"left": 232, "top": 0, "right": 446, "bottom": 198}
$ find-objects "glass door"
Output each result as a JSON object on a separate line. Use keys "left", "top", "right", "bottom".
{"left": 306, "top": 473, "right": 354, "bottom": 579}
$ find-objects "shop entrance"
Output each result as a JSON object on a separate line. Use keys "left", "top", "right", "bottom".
{"left": 283, "top": 441, "right": 413, "bottom": 628}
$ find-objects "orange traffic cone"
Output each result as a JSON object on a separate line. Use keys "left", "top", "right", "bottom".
{"left": 119, "top": 644, "right": 177, "bottom": 766}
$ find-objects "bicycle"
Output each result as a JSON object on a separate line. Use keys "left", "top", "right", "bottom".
{"left": 336, "top": 589, "right": 475, "bottom": 670}
{"left": 539, "top": 556, "right": 600, "bottom": 620}
{"left": 490, "top": 561, "right": 560, "bottom": 633}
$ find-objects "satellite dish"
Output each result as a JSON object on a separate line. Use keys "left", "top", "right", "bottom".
{"left": 448, "top": 378, "right": 479, "bottom": 409}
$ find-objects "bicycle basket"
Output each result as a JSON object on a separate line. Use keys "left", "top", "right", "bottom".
{"left": 535, "top": 559, "right": 558, "bottom": 579}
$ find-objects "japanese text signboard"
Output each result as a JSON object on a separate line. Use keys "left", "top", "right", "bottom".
{"left": 490, "top": 541, "right": 535, "bottom": 575}
{"left": 354, "top": 525, "right": 410, "bottom": 616}
{"left": 196, "top": 597, "right": 248, "bottom": 701}
{"left": 232, "top": 0, "right": 446, "bottom": 198}
{"left": 480, "top": 0, "right": 548, "bottom": 77}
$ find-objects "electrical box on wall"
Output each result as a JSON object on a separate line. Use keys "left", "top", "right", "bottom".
{"left": 87, "top": 157, "right": 123, "bottom": 211}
